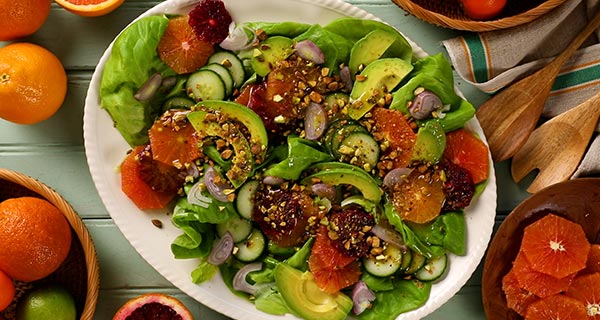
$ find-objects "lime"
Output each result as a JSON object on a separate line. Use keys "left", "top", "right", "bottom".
{"left": 17, "top": 285, "right": 76, "bottom": 320}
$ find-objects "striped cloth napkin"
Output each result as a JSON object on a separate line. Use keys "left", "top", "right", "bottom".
{"left": 442, "top": 0, "right": 600, "bottom": 177}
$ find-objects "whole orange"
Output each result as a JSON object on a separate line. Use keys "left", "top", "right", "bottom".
{"left": 0, "top": 197, "right": 72, "bottom": 282}
{"left": 0, "top": 43, "right": 67, "bottom": 125}
{"left": 0, "top": 0, "right": 51, "bottom": 41}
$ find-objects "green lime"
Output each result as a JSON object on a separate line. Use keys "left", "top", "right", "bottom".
{"left": 17, "top": 285, "right": 76, "bottom": 320}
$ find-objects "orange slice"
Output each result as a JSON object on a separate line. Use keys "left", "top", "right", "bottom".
{"left": 512, "top": 251, "right": 574, "bottom": 298}
{"left": 501, "top": 268, "right": 538, "bottom": 317}
{"left": 566, "top": 272, "right": 600, "bottom": 319}
{"left": 584, "top": 244, "right": 600, "bottom": 274}
{"left": 525, "top": 294, "right": 587, "bottom": 320}
{"left": 520, "top": 214, "right": 590, "bottom": 279}
{"left": 54, "top": 0, "right": 124, "bottom": 17}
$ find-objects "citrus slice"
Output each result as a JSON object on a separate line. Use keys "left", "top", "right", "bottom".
{"left": 112, "top": 293, "right": 193, "bottom": 320}
{"left": 501, "top": 269, "right": 538, "bottom": 317}
{"left": 566, "top": 272, "right": 600, "bottom": 318}
{"left": 525, "top": 294, "right": 587, "bottom": 320}
{"left": 512, "top": 252, "right": 574, "bottom": 298}
{"left": 520, "top": 214, "right": 590, "bottom": 279}
{"left": 584, "top": 244, "right": 600, "bottom": 274}
{"left": 443, "top": 128, "right": 490, "bottom": 184}
{"left": 389, "top": 167, "right": 445, "bottom": 224}
{"left": 148, "top": 116, "right": 202, "bottom": 167}
{"left": 54, "top": 0, "right": 124, "bottom": 17}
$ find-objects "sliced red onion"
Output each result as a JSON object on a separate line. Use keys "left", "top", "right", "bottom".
{"left": 205, "top": 166, "right": 234, "bottom": 202}
{"left": 304, "top": 102, "right": 327, "bottom": 140}
{"left": 310, "top": 183, "right": 337, "bottom": 201}
{"left": 409, "top": 90, "right": 443, "bottom": 120}
{"left": 351, "top": 281, "right": 376, "bottom": 315}
{"left": 208, "top": 231, "right": 234, "bottom": 265}
{"left": 382, "top": 167, "right": 413, "bottom": 188}
{"left": 263, "top": 175, "right": 284, "bottom": 186}
{"left": 294, "top": 39, "right": 325, "bottom": 64}
{"left": 220, "top": 22, "right": 257, "bottom": 51}
{"left": 187, "top": 181, "right": 212, "bottom": 208}
{"left": 134, "top": 72, "right": 162, "bottom": 102}
{"left": 340, "top": 65, "right": 353, "bottom": 91}
{"left": 233, "top": 262, "right": 264, "bottom": 295}
{"left": 371, "top": 224, "right": 407, "bottom": 250}
{"left": 185, "top": 162, "right": 200, "bottom": 180}
{"left": 161, "top": 76, "right": 177, "bottom": 88}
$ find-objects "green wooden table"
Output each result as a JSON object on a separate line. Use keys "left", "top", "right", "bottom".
{"left": 0, "top": 0, "right": 531, "bottom": 318}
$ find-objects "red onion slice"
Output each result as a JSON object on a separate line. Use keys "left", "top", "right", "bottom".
{"left": 294, "top": 39, "right": 325, "bottom": 64}
{"left": 187, "top": 181, "right": 212, "bottom": 208}
{"left": 340, "top": 65, "right": 353, "bottom": 91}
{"left": 310, "top": 183, "right": 337, "bottom": 201}
{"left": 205, "top": 166, "right": 234, "bottom": 202}
{"left": 304, "top": 102, "right": 327, "bottom": 140}
{"left": 220, "top": 22, "right": 256, "bottom": 51}
{"left": 134, "top": 72, "right": 162, "bottom": 102}
{"left": 263, "top": 175, "right": 284, "bottom": 186}
{"left": 351, "top": 281, "right": 376, "bottom": 315}
{"left": 382, "top": 167, "right": 413, "bottom": 188}
{"left": 208, "top": 231, "right": 234, "bottom": 265}
{"left": 409, "top": 90, "right": 443, "bottom": 120}
{"left": 371, "top": 224, "right": 407, "bottom": 250}
{"left": 233, "top": 262, "right": 265, "bottom": 295}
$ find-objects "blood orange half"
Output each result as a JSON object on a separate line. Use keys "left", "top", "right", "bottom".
{"left": 520, "top": 214, "right": 590, "bottom": 279}
{"left": 512, "top": 251, "right": 574, "bottom": 298}
{"left": 525, "top": 294, "right": 587, "bottom": 320}
{"left": 112, "top": 293, "right": 193, "bottom": 320}
{"left": 501, "top": 269, "right": 539, "bottom": 316}
{"left": 55, "top": 0, "right": 124, "bottom": 17}
{"left": 566, "top": 272, "right": 600, "bottom": 319}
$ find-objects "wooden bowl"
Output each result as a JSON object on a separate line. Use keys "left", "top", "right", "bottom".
{"left": 0, "top": 168, "right": 100, "bottom": 320}
{"left": 391, "top": 0, "right": 569, "bottom": 31}
{"left": 481, "top": 178, "right": 600, "bottom": 319}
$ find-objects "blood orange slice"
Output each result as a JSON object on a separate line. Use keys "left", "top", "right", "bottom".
{"left": 584, "top": 244, "right": 600, "bottom": 274}
{"left": 148, "top": 115, "right": 202, "bottom": 167}
{"left": 55, "top": 0, "right": 124, "bottom": 17}
{"left": 501, "top": 269, "right": 539, "bottom": 316}
{"left": 371, "top": 107, "right": 416, "bottom": 170}
{"left": 566, "top": 272, "right": 600, "bottom": 319}
{"left": 512, "top": 252, "right": 574, "bottom": 298}
{"left": 520, "top": 214, "right": 590, "bottom": 279}
{"left": 157, "top": 15, "right": 215, "bottom": 74}
{"left": 112, "top": 293, "right": 193, "bottom": 320}
{"left": 443, "top": 128, "right": 490, "bottom": 184}
{"left": 525, "top": 294, "right": 587, "bottom": 320}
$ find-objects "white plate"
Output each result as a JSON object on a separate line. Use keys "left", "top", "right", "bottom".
{"left": 83, "top": 0, "right": 497, "bottom": 319}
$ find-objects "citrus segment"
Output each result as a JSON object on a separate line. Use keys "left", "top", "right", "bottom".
{"left": 148, "top": 117, "right": 202, "bottom": 167}
{"left": 0, "top": 197, "right": 72, "bottom": 281}
{"left": 157, "top": 15, "right": 215, "bottom": 74}
{"left": 443, "top": 128, "right": 490, "bottom": 184}
{"left": 112, "top": 293, "right": 193, "bottom": 320}
{"left": 584, "top": 244, "right": 600, "bottom": 274}
{"left": 0, "top": 0, "right": 51, "bottom": 40}
{"left": 524, "top": 294, "right": 587, "bottom": 320}
{"left": 0, "top": 269, "right": 15, "bottom": 311}
{"left": 0, "top": 43, "right": 67, "bottom": 124}
{"left": 512, "top": 252, "right": 574, "bottom": 298}
{"left": 566, "top": 272, "right": 600, "bottom": 318}
{"left": 371, "top": 107, "right": 416, "bottom": 169}
{"left": 501, "top": 269, "right": 538, "bottom": 317}
{"left": 54, "top": 0, "right": 124, "bottom": 17}
{"left": 389, "top": 167, "right": 445, "bottom": 224}
{"left": 520, "top": 214, "right": 590, "bottom": 279}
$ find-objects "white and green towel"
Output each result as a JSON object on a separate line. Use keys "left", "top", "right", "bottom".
{"left": 442, "top": 0, "right": 600, "bottom": 177}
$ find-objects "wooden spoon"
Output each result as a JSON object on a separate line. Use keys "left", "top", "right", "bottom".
{"left": 475, "top": 9, "right": 600, "bottom": 162}
{"left": 511, "top": 91, "right": 600, "bottom": 193}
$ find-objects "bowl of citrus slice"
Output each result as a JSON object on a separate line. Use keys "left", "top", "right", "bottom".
{"left": 0, "top": 168, "right": 99, "bottom": 320}
{"left": 482, "top": 178, "right": 600, "bottom": 319}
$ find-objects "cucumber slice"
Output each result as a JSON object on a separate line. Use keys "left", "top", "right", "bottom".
{"left": 162, "top": 96, "right": 195, "bottom": 110}
{"left": 404, "top": 251, "right": 426, "bottom": 275}
{"left": 234, "top": 228, "right": 266, "bottom": 262}
{"left": 216, "top": 216, "right": 253, "bottom": 243}
{"left": 208, "top": 51, "right": 246, "bottom": 88}
{"left": 363, "top": 244, "right": 403, "bottom": 277}
{"left": 330, "top": 123, "right": 367, "bottom": 158}
{"left": 186, "top": 69, "right": 226, "bottom": 101}
{"left": 415, "top": 254, "right": 447, "bottom": 281}
{"left": 236, "top": 180, "right": 259, "bottom": 219}
{"left": 399, "top": 249, "right": 412, "bottom": 273}
{"left": 202, "top": 63, "right": 234, "bottom": 97}
{"left": 338, "top": 132, "right": 379, "bottom": 171}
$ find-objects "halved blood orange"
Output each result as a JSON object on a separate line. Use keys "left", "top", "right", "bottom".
{"left": 520, "top": 214, "right": 590, "bottom": 279}
{"left": 584, "top": 244, "right": 600, "bottom": 274}
{"left": 525, "top": 294, "right": 587, "bottom": 320}
{"left": 148, "top": 117, "right": 202, "bottom": 167}
{"left": 112, "top": 293, "right": 193, "bottom": 320}
{"left": 157, "top": 15, "right": 215, "bottom": 74}
{"left": 501, "top": 269, "right": 539, "bottom": 316}
{"left": 512, "top": 252, "right": 574, "bottom": 298}
{"left": 443, "top": 128, "right": 490, "bottom": 184}
{"left": 54, "top": 0, "right": 124, "bottom": 17}
{"left": 566, "top": 272, "right": 600, "bottom": 318}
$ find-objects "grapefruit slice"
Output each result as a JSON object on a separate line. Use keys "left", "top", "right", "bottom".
{"left": 112, "top": 293, "right": 193, "bottom": 320}
{"left": 512, "top": 252, "right": 574, "bottom": 298}
{"left": 566, "top": 272, "right": 600, "bottom": 318}
{"left": 525, "top": 294, "right": 587, "bottom": 320}
{"left": 520, "top": 214, "right": 590, "bottom": 279}
{"left": 443, "top": 128, "right": 490, "bottom": 184}
{"left": 55, "top": 0, "right": 124, "bottom": 17}
{"left": 501, "top": 269, "right": 539, "bottom": 316}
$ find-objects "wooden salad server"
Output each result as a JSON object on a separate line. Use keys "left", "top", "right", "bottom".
{"left": 475, "top": 9, "right": 600, "bottom": 162}
{"left": 511, "top": 90, "right": 600, "bottom": 193}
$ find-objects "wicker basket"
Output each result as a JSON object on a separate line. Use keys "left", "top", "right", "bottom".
{"left": 0, "top": 168, "right": 99, "bottom": 320}
{"left": 392, "top": 0, "right": 569, "bottom": 31}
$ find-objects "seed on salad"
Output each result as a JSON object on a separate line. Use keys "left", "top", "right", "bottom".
{"left": 151, "top": 219, "right": 163, "bottom": 228}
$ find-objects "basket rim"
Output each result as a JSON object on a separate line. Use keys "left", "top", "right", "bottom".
{"left": 0, "top": 168, "right": 99, "bottom": 320}
{"left": 392, "top": 0, "right": 570, "bottom": 31}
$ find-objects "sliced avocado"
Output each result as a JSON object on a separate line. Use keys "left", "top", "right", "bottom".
{"left": 301, "top": 168, "right": 382, "bottom": 203}
{"left": 349, "top": 29, "right": 400, "bottom": 75}
{"left": 187, "top": 110, "right": 253, "bottom": 188}
{"left": 411, "top": 121, "right": 446, "bottom": 164}
{"left": 251, "top": 36, "right": 294, "bottom": 77}
{"left": 349, "top": 58, "right": 413, "bottom": 120}
{"left": 274, "top": 263, "right": 353, "bottom": 320}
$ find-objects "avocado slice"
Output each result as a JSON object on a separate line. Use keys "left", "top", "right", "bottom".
{"left": 349, "top": 29, "right": 401, "bottom": 75}
{"left": 411, "top": 121, "right": 446, "bottom": 164}
{"left": 349, "top": 58, "right": 413, "bottom": 120}
{"left": 274, "top": 263, "right": 353, "bottom": 320}
{"left": 301, "top": 168, "right": 382, "bottom": 203}
{"left": 251, "top": 36, "right": 294, "bottom": 77}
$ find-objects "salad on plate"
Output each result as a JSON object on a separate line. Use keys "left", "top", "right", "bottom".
{"left": 96, "top": 0, "right": 492, "bottom": 319}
